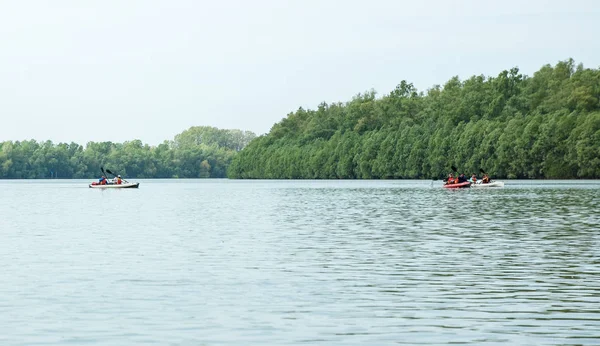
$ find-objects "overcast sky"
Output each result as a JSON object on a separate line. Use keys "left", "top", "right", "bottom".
{"left": 1, "top": 0, "right": 598, "bottom": 145}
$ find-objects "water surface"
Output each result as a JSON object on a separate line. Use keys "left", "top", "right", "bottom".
{"left": 1, "top": 179, "right": 599, "bottom": 345}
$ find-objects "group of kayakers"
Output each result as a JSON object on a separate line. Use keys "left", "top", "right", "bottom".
{"left": 444, "top": 172, "right": 490, "bottom": 185}
{"left": 97, "top": 174, "right": 123, "bottom": 185}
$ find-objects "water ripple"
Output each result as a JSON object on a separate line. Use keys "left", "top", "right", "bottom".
{"left": 0, "top": 179, "right": 599, "bottom": 345}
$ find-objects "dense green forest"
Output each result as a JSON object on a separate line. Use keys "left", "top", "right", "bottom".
{"left": 0, "top": 127, "right": 256, "bottom": 179}
{"left": 2, "top": 59, "right": 598, "bottom": 180}
{"left": 229, "top": 59, "right": 600, "bottom": 179}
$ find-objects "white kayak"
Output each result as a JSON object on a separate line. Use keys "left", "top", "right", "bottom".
{"left": 471, "top": 181, "right": 504, "bottom": 188}
{"left": 89, "top": 182, "right": 140, "bottom": 189}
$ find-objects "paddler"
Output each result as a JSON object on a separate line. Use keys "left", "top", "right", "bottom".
{"left": 482, "top": 174, "right": 490, "bottom": 183}
{"left": 470, "top": 173, "right": 477, "bottom": 183}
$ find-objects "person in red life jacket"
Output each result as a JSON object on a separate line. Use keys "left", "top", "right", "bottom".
{"left": 98, "top": 175, "right": 108, "bottom": 185}
{"left": 111, "top": 175, "right": 121, "bottom": 184}
{"left": 445, "top": 173, "right": 455, "bottom": 185}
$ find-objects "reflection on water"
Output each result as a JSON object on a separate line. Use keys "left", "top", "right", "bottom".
{"left": 0, "top": 179, "right": 599, "bottom": 345}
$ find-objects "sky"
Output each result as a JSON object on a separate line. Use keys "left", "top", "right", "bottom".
{"left": 1, "top": 0, "right": 599, "bottom": 145}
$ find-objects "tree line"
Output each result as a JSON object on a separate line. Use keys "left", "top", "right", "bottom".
{"left": 228, "top": 59, "right": 600, "bottom": 179}
{"left": 0, "top": 127, "right": 256, "bottom": 179}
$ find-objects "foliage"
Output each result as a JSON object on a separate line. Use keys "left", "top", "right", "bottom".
{"left": 0, "top": 127, "right": 256, "bottom": 179}
{"left": 229, "top": 59, "right": 600, "bottom": 179}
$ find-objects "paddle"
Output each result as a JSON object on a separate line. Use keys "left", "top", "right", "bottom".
{"left": 105, "top": 169, "right": 129, "bottom": 183}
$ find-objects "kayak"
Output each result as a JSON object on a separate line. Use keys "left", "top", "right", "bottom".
{"left": 471, "top": 181, "right": 504, "bottom": 188}
{"left": 89, "top": 182, "right": 140, "bottom": 189}
{"left": 443, "top": 181, "right": 471, "bottom": 189}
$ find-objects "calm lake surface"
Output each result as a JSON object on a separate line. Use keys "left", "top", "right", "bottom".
{"left": 1, "top": 179, "right": 599, "bottom": 345}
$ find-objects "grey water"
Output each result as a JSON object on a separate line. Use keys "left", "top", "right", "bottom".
{"left": 1, "top": 179, "right": 599, "bottom": 345}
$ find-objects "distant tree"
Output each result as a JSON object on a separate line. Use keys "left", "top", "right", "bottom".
{"left": 0, "top": 127, "right": 256, "bottom": 179}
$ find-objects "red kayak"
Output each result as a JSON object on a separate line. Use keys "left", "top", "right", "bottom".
{"left": 443, "top": 181, "right": 471, "bottom": 189}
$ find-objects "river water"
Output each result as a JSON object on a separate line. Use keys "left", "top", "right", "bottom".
{"left": 0, "top": 179, "right": 599, "bottom": 345}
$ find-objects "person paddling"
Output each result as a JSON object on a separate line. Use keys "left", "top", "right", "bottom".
{"left": 98, "top": 175, "right": 108, "bottom": 185}
{"left": 470, "top": 173, "right": 477, "bottom": 183}
{"left": 482, "top": 174, "right": 490, "bottom": 184}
